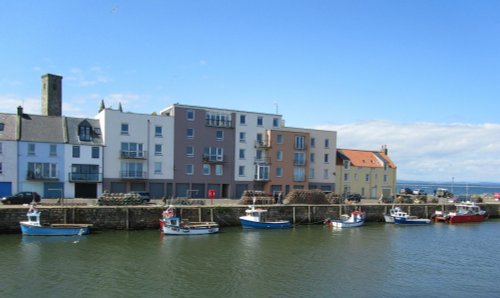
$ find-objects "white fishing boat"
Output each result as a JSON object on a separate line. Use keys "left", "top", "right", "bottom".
{"left": 160, "top": 206, "right": 219, "bottom": 235}
{"left": 325, "top": 211, "right": 365, "bottom": 228}
{"left": 383, "top": 206, "right": 404, "bottom": 223}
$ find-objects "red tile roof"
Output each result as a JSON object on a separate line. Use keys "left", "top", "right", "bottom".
{"left": 338, "top": 149, "right": 396, "bottom": 169}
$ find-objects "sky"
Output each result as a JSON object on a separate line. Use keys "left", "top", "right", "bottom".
{"left": 1, "top": 0, "right": 499, "bottom": 183}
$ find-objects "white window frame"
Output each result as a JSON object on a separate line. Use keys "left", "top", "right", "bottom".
{"left": 121, "top": 123, "right": 129, "bottom": 135}
{"left": 215, "top": 164, "right": 223, "bottom": 176}
{"left": 154, "top": 162, "right": 162, "bottom": 174}
{"left": 186, "top": 164, "right": 194, "bottom": 175}
{"left": 155, "top": 126, "right": 162, "bottom": 137}
{"left": 203, "top": 164, "right": 211, "bottom": 175}
{"left": 155, "top": 144, "right": 162, "bottom": 156}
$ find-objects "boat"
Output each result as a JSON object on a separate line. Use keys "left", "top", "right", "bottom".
{"left": 393, "top": 214, "right": 431, "bottom": 225}
{"left": 160, "top": 206, "right": 219, "bottom": 235}
{"left": 239, "top": 200, "right": 291, "bottom": 229}
{"left": 324, "top": 211, "right": 365, "bottom": 228}
{"left": 433, "top": 202, "right": 488, "bottom": 223}
{"left": 383, "top": 205, "right": 404, "bottom": 223}
{"left": 20, "top": 206, "right": 92, "bottom": 236}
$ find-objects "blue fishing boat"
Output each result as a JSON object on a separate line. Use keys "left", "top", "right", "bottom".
{"left": 239, "top": 202, "right": 291, "bottom": 229}
{"left": 394, "top": 212, "right": 431, "bottom": 225}
{"left": 20, "top": 206, "right": 92, "bottom": 236}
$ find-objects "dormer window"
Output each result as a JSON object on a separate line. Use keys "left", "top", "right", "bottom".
{"left": 0, "top": 123, "right": 4, "bottom": 131}
{"left": 78, "top": 121, "right": 92, "bottom": 142}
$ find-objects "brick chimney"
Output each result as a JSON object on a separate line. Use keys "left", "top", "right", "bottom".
{"left": 41, "top": 74, "right": 63, "bottom": 116}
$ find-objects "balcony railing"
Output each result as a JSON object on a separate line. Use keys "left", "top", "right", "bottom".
{"left": 202, "top": 154, "right": 224, "bottom": 163}
{"left": 26, "top": 172, "right": 58, "bottom": 181}
{"left": 68, "top": 173, "right": 102, "bottom": 182}
{"left": 254, "top": 175, "right": 270, "bottom": 182}
{"left": 254, "top": 140, "right": 270, "bottom": 148}
{"left": 293, "top": 159, "right": 306, "bottom": 166}
{"left": 120, "top": 171, "right": 148, "bottom": 179}
{"left": 120, "top": 150, "right": 147, "bottom": 159}
{"left": 254, "top": 156, "right": 271, "bottom": 164}
{"left": 205, "top": 119, "right": 233, "bottom": 128}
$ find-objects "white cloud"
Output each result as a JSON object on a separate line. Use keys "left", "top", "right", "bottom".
{"left": 0, "top": 95, "right": 40, "bottom": 114}
{"left": 65, "top": 66, "right": 112, "bottom": 87}
{"left": 316, "top": 121, "right": 500, "bottom": 183}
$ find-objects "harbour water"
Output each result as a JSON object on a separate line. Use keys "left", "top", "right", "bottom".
{"left": 1, "top": 220, "right": 498, "bottom": 298}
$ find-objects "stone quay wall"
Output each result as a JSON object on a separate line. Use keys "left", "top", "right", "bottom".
{"left": 1, "top": 203, "right": 499, "bottom": 234}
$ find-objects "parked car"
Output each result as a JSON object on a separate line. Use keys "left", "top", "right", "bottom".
{"left": 400, "top": 188, "right": 413, "bottom": 195}
{"left": 412, "top": 189, "right": 427, "bottom": 195}
{"left": 1, "top": 192, "right": 41, "bottom": 205}
{"left": 131, "top": 191, "right": 150, "bottom": 204}
{"left": 345, "top": 193, "right": 362, "bottom": 203}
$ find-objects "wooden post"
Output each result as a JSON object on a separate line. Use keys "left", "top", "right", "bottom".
{"left": 293, "top": 206, "right": 296, "bottom": 224}
{"left": 210, "top": 208, "right": 214, "bottom": 222}
{"left": 126, "top": 208, "right": 130, "bottom": 230}
{"left": 308, "top": 206, "right": 311, "bottom": 223}
{"left": 198, "top": 207, "right": 202, "bottom": 222}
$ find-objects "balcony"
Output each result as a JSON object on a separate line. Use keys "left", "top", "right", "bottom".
{"left": 254, "top": 140, "right": 271, "bottom": 149}
{"left": 121, "top": 150, "right": 147, "bottom": 159}
{"left": 254, "top": 175, "right": 270, "bottom": 182}
{"left": 202, "top": 154, "right": 224, "bottom": 163}
{"left": 68, "top": 173, "right": 102, "bottom": 182}
{"left": 293, "top": 159, "right": 306, "bottom": 166}
{"left": 120, "top": 171, "right": 148, "bottom": 179}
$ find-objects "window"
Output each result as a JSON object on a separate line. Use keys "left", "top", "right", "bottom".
{"left": 155, "top": 144, "right": 162, "bottom": 156}
{"left": 309, "top": 168, "right": 315, "bottom": 179}
{"left": 344, "top": 173, "right": 349, "bottom": 181}
{"left": 276, "top": 167, "right": 283, "bottom": 177}
{"left": 0, "top": 123, "right": 4, "bottom": 131}
{"left": 255, "top": 165, "right": 269, "bottom": 180}
{"left": 49, "top": 144, "right": 57, "bottom": 157}
{"left": 324, "top": 154, "right": 329, "bottom": 163}
{"left": 186, "top": 164, "right": 194, "bottom": 175}
{"left": 121, "top": 123, "right": 129, "bottom": 135}
{"left": 238, "top": 166, "right": 245, "bottom": 176}
{"left": 276, "top": 151, "right": 283, "bottom": 161}
{"left": 155, "top": 162, "right": 162, "bottom": 174}
{"left": 216, "top": 130, "right": 224, "bottom": 141}
{"left": 311, "top": 138, "right": 316, "bottom": 148}
{"left": 0, "top": 162, "right": 2, "bottom": 174}
{"left": 310, "top": 153, "right": 315, "bottom": 163}
{"left": 203, "top": 164, "right": 211, "bottom": 175}
{"left": 384, "top": 175, "right": 388, "bottom": 182}
{"left": 204, "top": 147, "right": 223, "bottom": 162}
{"left": 187, "top": 110, "right": 195, "bottom": 121}
{"left": 256, "top": 133, "right": 263, "bottom": 144}
{"left": 256, "top": 149, "right": 263, "bottom": 161}
{"left": 206, "top": 112, "right": 232, "bottom": 127}
{"left": 239, "top": 132, "right": 246, "bottom": 142}
{"left": 28, "top": 162, "right": 57, "bottom": 179}
{"left": 0, "top": 142, "right": 2, "bottom": 154}
{"left": 324, "top": 169, "right": 329, "bottom": 179}
{"left": 155, "top": 126, "right": 162, "bottom": 137}
{"left": 343, "top": 160, "right": 350, "bottom": 169}
{"left": 187, "top": 128, "right": 194, "bottom": 139}
{"left": 293, "top": 167, "right": 305, "bottom": 182}
{"left": 273, "top": 117, "right": 279, "bottom": 128}
{"left": 294, "top": 152, "right": 305, "bottom": 165}
{"left": 365, "top": 174, "right": 370, "bottom": 182}
{"left": 73, "top": 146, "right": 80, "bottom": 158}
{"left": 28, "top": 143, "right": 36, "bottom": 156}
{"left": 239, "top": 149, "right": 245, "bottom": 159}
{"left": 240, "top": 115, "right": 246, "bottom": 125}
{"left": 295, "top": 136, "right": 305, "bottom": 149}
{"left": 121, "top": 143, "right": 144, "bottom": 158}
{"left": 257, "top": 116, "right": 263, "bottom": 126}
{"left": 186, "top": 146, "right": 194, "bottom": 157}
{"left": 92, "top": 147, "right": 100, "bottom": 159}
{"left": 215, "top": 164, "right": 223, "bottom": 176}
{"left": 277, "top": 134, "right": 283, "bottom": 144}
{"left": 121, "top": 162, "right": 144, "bottom": 178}
{"left": 325, "top": 139, "right": 330, "bottom": 148}
{"left": 79, "top": 125, "right": 92, "bottom": 142}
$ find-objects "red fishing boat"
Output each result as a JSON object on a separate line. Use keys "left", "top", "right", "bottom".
{"left": 433, "top": 202, "right": 487, "bottom": 223}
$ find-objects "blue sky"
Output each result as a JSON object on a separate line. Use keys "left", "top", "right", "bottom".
{"left": 1, "top": 0, "right": 500, "bottom": 183}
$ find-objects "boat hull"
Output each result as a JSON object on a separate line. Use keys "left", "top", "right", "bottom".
{"left": 329, "top": 220, "right": 364, "bottom": 228}
{"left": 239, "top": 218, "right": 291, "bottom": 229}
{"left": 162, "top": 225, "right": 219, "bottom": 235}
{"left": 448, "top": 214, "right": 487, "bottom": 224}
{"left": 384, "top": 215, "right": 395, "bottom": 223}
{"left": 20, "top": 223, "right": 90, "bottom": 236}
{"left": 394, "top": 217, "right": 431, "bottom": 225}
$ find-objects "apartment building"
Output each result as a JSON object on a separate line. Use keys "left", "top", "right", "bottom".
{"left": 336, "top": 146, "right": 397, "bottom": 199}
{"left": 160, "top": 104, "right": 235, "bottom": 198}
{"left": 96, "top": 108, "right": 174, "bottom": 198}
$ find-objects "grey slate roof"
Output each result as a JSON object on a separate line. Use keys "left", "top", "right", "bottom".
{"left": 19, "top": 114, "right": 65, "bottom": 143}
{"left": 65, "top": 117, "right": 103, "bottom": 145}
{"left": 0, "top": 113, "right": 18, "bottom": 141}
